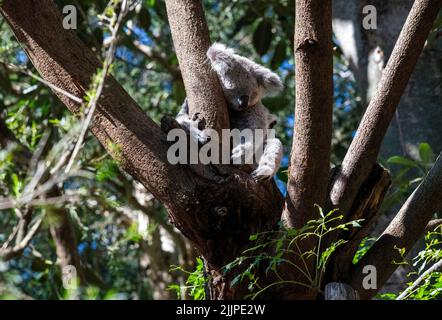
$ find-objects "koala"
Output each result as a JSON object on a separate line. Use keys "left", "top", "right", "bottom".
{"left": 176, "top": 43, "right": 283, "bottom": 181}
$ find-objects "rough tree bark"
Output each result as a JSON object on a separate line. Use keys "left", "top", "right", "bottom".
{"left": 324, "top": 0, "right": 442, "bottom": 295}
{"left": 329, "top": 163, "right": 391, "bottom": 282}
{"left": 332, "top": 0, "right": 442, "bottom": 296}
{"left": 283, "top": 0, "right": 333, "bottom": 229}
{"left": 277, "top": 0, "right": 333, "bottom": 299}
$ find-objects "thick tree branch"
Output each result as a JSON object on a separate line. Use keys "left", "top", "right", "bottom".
{"left": 164, "top": 0, "right": 229, "bottom": 133}
{"left": 425, "top": 219, "right": 442, "bottom": 233}
{"left": 328, "top": 0, "right": 442, "bottom": 218}
{"left": 330, "top": 164, "right": 391, "bottom": 282}
{"left": 282, "top": 0, "right": 333, "bottom": 228}
{"left": 348, "top": 151, "right": 442, "bottom": 299}
{"left": 274, "top": 0, "right": 333, "bottom": 300}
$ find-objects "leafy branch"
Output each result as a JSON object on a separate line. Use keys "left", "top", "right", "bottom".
{"left": 223, "top": 205, "right": 363, "bottom": 299}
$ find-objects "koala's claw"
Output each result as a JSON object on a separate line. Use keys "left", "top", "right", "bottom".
{"left": 189, "top": 127, "right": 210, "bottom": 144}
{"left": 191, "top": 112, "right": 207, "bottom": 129}
{"left": 191, "top": 112, "right": 201, "bottom": 122}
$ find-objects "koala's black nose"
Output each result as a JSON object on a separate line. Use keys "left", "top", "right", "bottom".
{"left": 237, "top": 95, "right": 249, "bottom": 109}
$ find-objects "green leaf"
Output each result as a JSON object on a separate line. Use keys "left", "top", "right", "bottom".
{"left": 253, "top": 19, "right": 272, "bottom": 56}
{"left": 96, "top": 159, "right": 119, "bottom": 182}
{"left": 419, "top": 142, "right": 434, "bottom": 163}
{"left": 376, "top": 293, "right": 397, "bottom": 300}
{"left": 348, "top": 220, "right": 362, "bottom": 228}
{"left": 387, "top": 156, "right": 417, "bottom": 167}
{"left": 124, "top": 222, "right": 142, "bottom": 243}
{"left": 249, "top": 234, "right": 258, "bottom": 241}
{"left": 315, "top": 204, "right": 324, "bottom": 218}
{"left": 11, "top": 173, "right": 21, "bottom": 197}
{"left": 167, "top": 284, "right": 182, "bottom": 299}
{"left": 195, "top": 257, "right": 204, "bottom": 269}
{"left": 230, "top": 274, "right": 241, "bottom": 287}
{"left": 145, "top": 0, "right": 156, "bottom": 8}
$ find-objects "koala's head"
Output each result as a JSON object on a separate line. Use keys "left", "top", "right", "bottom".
{"left": 207, "top": 43, "right": 283, "bottom": 111}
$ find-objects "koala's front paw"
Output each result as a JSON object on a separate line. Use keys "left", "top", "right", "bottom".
{"left": 231, "top": 142, "right": 254, "bottom": 164}
{"left": 198, "top": 130, "right": 210, "bottom": 144}
{"left": 251, "top": 165, "right": 275, "bottom": 181}
{"left": 231, "top": 144, "right": 244, "bottom": 163}
{"left": 190, "top": 128, "right": 210, "bottom": 144}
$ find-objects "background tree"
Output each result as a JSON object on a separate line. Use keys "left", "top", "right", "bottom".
{"left": 333, "top": 0, "right": 442, "bottom": 295}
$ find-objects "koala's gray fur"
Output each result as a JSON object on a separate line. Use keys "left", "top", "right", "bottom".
{"left": 176, "top": 43, "right": 283, "bottom": 180}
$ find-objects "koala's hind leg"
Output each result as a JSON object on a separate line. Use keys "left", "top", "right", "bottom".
{"left": 175, "top": 99, "right": 210, "bottom": 144}
{"left": 251, "top": 138, "right": 283, "bottom": 181}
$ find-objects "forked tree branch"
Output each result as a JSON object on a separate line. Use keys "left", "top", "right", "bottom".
{"left": 328, "top": 0, "right": 442, "bottom": 219}
{"left": 164, "top": 0, "right": 229, "bottom": 133}
{"left": 348, "top": 152, "right": 442, "bottom": 299}
{"left": 282, "top": 0, "right": 333, "bottom": 228}
{"left": 0, "top": 2, "right": 283, "bottom": 291}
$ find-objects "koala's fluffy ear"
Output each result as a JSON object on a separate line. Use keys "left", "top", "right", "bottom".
{"left": 207, "top": 43, "right": 283, "bottom": 96}
{"left": 238, "top": 56, "right": 283, "bottom": 96}
{"left": 207, "top": 43, "right": 235, "bottom": 63}
{"left": 252, "top": 65, "right": 284, "bottom": 96}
